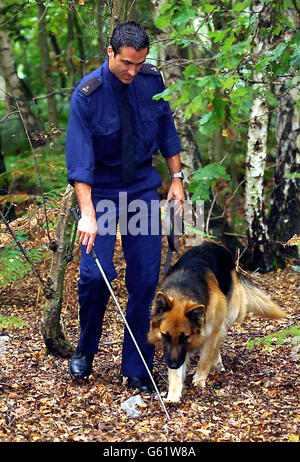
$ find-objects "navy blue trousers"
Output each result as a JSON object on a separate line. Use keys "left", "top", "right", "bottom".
{"left": 77, "top": 186, "right": 161, "bottom": 378}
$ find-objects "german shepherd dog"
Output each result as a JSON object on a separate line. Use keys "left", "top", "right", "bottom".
{"left": 148, "top": 241, "right": 286, "bottom": 403}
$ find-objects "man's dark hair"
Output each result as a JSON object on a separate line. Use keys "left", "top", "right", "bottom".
{"left": 110, "top": 21, "right": 150, "bottom": 55}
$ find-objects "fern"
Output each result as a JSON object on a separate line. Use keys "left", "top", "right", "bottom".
{"left": 183, "top": 221, "right": 216, "bottom": 239}
{"left": 247, "top": 325, "right": 300, "bottom": 351}
{"left": 0, "top": 232, "right": 45, "bottom": 286}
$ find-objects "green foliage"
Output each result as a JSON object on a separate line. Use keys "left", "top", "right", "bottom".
{"left": 4, "top": 136, "right": 68, "bottom": 193}
{"left": 182, "top": 222, "right": 216, "bottom": 240}
{"left": 0, "top": 315, "right": 27, "bottom": 329}
{"left": 154, "top": 0, "right": 300, "bottom": 139}
{"left": 0, "top": 232, "right": 45, "bottom": 286}
{"left": 285, "top": 172, "right": 300, "bottom": 180}
{"left": 247, "top": 325, "right": 300, "bottom": 351}
{"left": 188, "top": 163, "right": 231, "bottom": 202}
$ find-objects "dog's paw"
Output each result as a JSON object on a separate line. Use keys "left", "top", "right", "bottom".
{"left": 165, "top": 393, "right": 181, "bottom": 403}
{"left": 192, "top": 375, "right": 206, "bottom": 388}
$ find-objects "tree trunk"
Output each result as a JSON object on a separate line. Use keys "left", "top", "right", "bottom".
{"left": 268, "top": 76, "right": 300, "bottom": 263}
{"left": 37, "top": 1, "right": 58, "bottom": 127}
{"left": 153, "top": 3, "right": 244, "bottom": 256}
{"left": 66, "top": 6, "right": 76, "bottom": 88}
{"left": 41, "top": 185, "right": 76, "bottom": 358}
{"left": 0, "top": 3, "right": 42, "bottom": 145}
{"left": 109, "top": 0, "right": 128, "bottom": 37}
{"left": 73, "top": 9, "right": 85, "bottom": 75}
{"left": 244, "top": 2, "right": 273, "bottom": 271}
{"left": 95, "top": 0, "right": 108, "bottom": 63}
{"left": 161, "top": 43, "right": 201, "bottom": 188}
{"left": 49, "top": 32, "right": 67, "bottom": 89}
{"left": 267, "top": 7, "right": 300, "bottom": 265}
{"left": 0, "top": 126, "right": 14, "bottom": 220}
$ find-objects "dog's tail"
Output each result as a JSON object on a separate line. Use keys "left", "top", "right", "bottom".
{"left": 237, "top": 272, "right": 286, "bottom": 319}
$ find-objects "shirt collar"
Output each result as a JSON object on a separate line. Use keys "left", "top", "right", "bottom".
{"left": 103, "top": 59, "right": 127, "bottom": 92}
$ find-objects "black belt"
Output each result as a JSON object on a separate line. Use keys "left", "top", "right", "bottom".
{"left": 95, "top": 159, "right": 152, "bottom": 171}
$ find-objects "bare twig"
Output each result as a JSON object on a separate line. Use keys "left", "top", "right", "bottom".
{"left": 0, "top": 110, "right": 19, "bottom": 124}
{"left": 206, "top": 194, "right": 217, "bottom": 235}
{"left": 15, "top": 98, "right": 52, "bottom": 244}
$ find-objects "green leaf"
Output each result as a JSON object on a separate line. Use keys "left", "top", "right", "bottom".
{"left": 189, "top": 163, "right": 231, "bottom": 201}
{"left": 173, "top": 6, "right": 196, "bottom": 26}
{"left": 184, "top": 94, "right": 203, "bottom": 119}
{"left": 208, "top": 28, "right": 231, "bottom": 43}
{"left": 221, "top": 33, "right": 237, "bottom": 51}
{"left": 232, "top": 0, "right": 251, "bottom": 12}
{"left": 155, "top": 3, "right": 175, "bottom": 28}
{"left": 291, "top": 47, "right": 300, "bottom": 69}
{"left": 221, "top": 75, "right": 240, "bottom": 91}
{"left": 293, "top": 30, "right": 300, "bottom": 45}
{"left": 213, "top": 96, "right": 226, "bottom": 121}
{"left": 202, "top": 3, "right": 217, "bottom": 13}
{"left": 155, "top": 14, "right": 172, "bottom": 28}
{"left": 263, "top": 89, "right": 278, "bottom": 107}
{"left": 198, "top": 112, "right": 213, "bottom": 126}
{"left": 183, "top": 64, "right": 200, "bottom": 78}
{"left": 153, "top": 86, "right": 174, "bottom": 101}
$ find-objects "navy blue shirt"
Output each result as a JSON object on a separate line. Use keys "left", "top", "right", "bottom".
{"left": 65, "top": 60, "right": 181, "bottom": 191}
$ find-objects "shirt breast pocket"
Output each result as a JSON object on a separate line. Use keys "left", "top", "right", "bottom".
{"left": 92, "top": 119, "right": 121, "bottom": 162}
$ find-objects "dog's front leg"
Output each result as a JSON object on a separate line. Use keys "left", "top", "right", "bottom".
{"left": 193, "top": 329, "right": 221, "bottom": 389}
{"left": 165, "top": 359, "right": 189, "bottom": 403}
{"left": 211, "top": 352, "right": 225, "bottom": 374}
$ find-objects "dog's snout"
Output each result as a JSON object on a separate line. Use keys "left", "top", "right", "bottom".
{"left": 165, "top": 346, "right": 186, "bottom": 369}
{"left": 168, "top": 359, "right": 183, "bottom": 369}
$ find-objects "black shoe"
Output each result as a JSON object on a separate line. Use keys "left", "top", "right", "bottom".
{"left": 69, "top": 347, "right": 94, "bottom": 380}
{"left": 126, "top": 376, "right": 154, "bottom": 393}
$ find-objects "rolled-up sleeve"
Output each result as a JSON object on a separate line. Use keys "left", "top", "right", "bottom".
{"left": 65, "top": 90, "right": 95, "bottom": 187}
{"left": 157, "top": 76, "right": 182, "bottom": 159}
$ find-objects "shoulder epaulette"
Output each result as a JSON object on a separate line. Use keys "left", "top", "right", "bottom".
{"left": 78, "top": 77, "right": 102, "bottom": 96}
{"left": 139, "top": 63, "right": 161, "bottom": 76}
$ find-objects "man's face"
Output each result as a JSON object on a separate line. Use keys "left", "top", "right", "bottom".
{"left": 107, "top": 45, "right": 148, "bottom": 84}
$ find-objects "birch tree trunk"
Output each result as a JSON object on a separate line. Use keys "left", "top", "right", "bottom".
{"left": 41, "top": 185, "right": 76, "bottom": 358}
{"left": 244, "top": 1, "right": 273, "bottom": 271}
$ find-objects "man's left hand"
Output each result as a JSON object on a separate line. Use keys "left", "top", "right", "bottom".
{"left": 167, "top": 178, "right": 185, "bottom": 215}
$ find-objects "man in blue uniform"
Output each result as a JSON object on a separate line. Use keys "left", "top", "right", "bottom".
{"left": 66, "top": 22, "right": 184, "bottom": 393}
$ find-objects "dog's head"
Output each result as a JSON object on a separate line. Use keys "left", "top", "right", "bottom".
{"left": 148, "top": 291, "right": 206, "bottom": 369}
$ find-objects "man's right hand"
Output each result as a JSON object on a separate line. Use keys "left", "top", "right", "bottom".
{"left": 74, "top": 181, "right": 97, "bottom": 255}
{"left": 78, "top": 215, "right": 98, "bottom": 254}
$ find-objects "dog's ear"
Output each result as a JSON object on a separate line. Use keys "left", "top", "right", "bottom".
{"left": 154, "top": 291, "right": 173, "bottom": 315}
{"left": 185, "top": 303, "right": 206, "bottom": 325}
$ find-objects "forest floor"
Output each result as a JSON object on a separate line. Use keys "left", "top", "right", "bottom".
{"left": 0, "top": 236, "right": 299, "bottom": 444}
